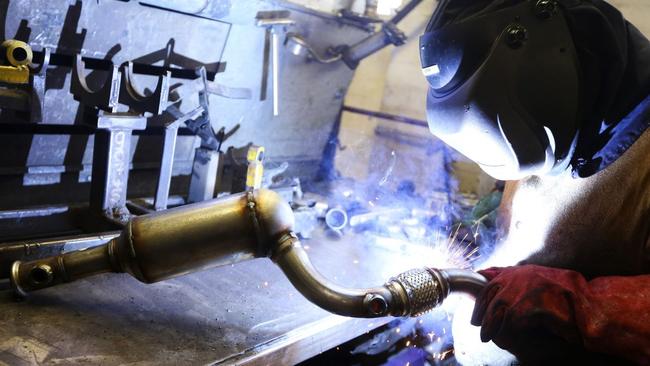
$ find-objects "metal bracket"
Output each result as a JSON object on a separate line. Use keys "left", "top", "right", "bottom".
{"left": 89, "top": 113, "right": 147, "bottom": 224}
{"left": 119, "top": 61, "right": 171, "bottom": 116}
{"left": 153, "top": 106, "right": 203, "bottom": 211}
{"left": 71, "top": 55, "right": 121, "bottom": 113}
{"left": 30, "top": 47, "right": 50, "bottom": 123}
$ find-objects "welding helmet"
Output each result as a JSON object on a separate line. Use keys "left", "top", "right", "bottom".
{"left": 420, "top": 0, "right": 581, "bottom": 180}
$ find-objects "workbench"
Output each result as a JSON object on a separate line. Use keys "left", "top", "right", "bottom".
{"left": 0, "top": 229, "right": 425, "bottom": 365}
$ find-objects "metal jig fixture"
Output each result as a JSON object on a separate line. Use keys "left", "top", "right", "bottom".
{"left": 71, "top": 54, "right": 121, "bottom": 113}
{"left": 30, "top": 47, "right": 51, "bottom": 123}
{"left": 119, "top": 61, "right": 171, "bottom": 115}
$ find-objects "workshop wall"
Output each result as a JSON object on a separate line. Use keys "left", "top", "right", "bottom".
{"left": 337, "top": 0, "right": 497, "bottom": 198}
{"left": 610, "top": 0, "right": 650, "bottom": 35}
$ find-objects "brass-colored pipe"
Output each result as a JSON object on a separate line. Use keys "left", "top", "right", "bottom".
{"left": 10, "top": 189, "right": 487, "bottom": 318}
{"left": 11, "top": 190, "right": 291, "bottom": 293}
{"left": 2, "top": 39, "right": 33, "bottom": 66}
{"left": 272, "top": 232, "right": 395, "bottom": 317}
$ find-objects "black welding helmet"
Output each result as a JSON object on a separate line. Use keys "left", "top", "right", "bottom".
{"left": 420, "top": 0, "right": 581, "bottom": 180}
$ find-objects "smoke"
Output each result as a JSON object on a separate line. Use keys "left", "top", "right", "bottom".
{"left": 309, "top": 118, "right": 505, "bottom": 364}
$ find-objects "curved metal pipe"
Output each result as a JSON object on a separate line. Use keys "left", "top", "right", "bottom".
{"left": 9, "top": 189, "right": 487, "bottom": 318}
{"left": 442, "top": 268, "right": 489, "bottom": 298}
{"left": 271, "top": 232, "right": 394, "bottom": 317}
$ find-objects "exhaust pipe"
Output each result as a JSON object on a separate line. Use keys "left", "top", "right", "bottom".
{"left": 9, "top": 190, "right": 486, "bottom": 318}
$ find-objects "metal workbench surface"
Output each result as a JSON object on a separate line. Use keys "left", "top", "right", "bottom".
{"left": 0, "top": 229, "right": 423, "bottom": 365}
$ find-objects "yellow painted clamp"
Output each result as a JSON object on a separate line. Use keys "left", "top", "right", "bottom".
{"left": 246, "top": 146, "right": 265, "bottom": 190}
{"left": 2, "top": 40, "right": 33, "bottom": 66}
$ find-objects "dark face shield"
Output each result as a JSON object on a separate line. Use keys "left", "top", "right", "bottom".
{"left": 421, "top": 0, "right": 581, "bottom": 180}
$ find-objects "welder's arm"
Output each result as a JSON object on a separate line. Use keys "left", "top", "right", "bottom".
{"left": 470, "top": 265, "right": 650, "bottom": 364}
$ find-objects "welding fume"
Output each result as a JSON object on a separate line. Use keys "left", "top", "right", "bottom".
{"left": 1, "top": 0, "right": 649, "bottom": 365}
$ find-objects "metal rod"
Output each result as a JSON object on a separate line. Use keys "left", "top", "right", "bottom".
{"left": 154, "top": 124, "right": 180, "bottom": 211}
{"left": 0, "top": 123, "right": 197, "bottom": 136}
{"left": 272, "top": 29, "right": 280, "bottom": 117}
{"left": 342, "top": 105, "right": 429, "bottom": 128}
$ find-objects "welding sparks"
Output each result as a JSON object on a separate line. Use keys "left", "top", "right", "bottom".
{"left": 384, "top": 223, "right": 481, "bottom": 271}
{"left": 378, "top": 150, "right": 396, "bottom": 187}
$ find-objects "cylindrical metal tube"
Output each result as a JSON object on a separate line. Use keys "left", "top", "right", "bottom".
{"left": 384, "top": 267, "right": 488, "bottom": 317}
{"left": 11, "top": 244, "right": 116, "bottom": 296}
{"left": 272, "top": 233, "right": 394, "bottom": 318}
{"left": 342, "top": 31, "right": 387, "bottom": 68}
{"left": 441, "top": 268, "right": 489, "bottom": 297}
{"left": 271, "top": 233, "right": 488, "bottom": 318}
{"left": 2, "top": 39, "right": 33, "bottom": 66}
{"left": 10, "top": 190, "right": 294, "bottom": 291}
{"left": 324, "top": 207, "right": 348, "bottom": 232}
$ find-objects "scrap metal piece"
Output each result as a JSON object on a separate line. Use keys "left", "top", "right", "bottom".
{"left": 325, "top": 206, "right": 348, "bottom": 233}
{"left": 71, "top": 55, "right": 121, "bottom": 113}
{"left": 285, "top": 33, "right": 342, "bottom": 64}
{"left": 205, "top": 82, "right": 252, "bottom": 100}
{"left": 169, "top": 72, "right": 252, "bottom": 102}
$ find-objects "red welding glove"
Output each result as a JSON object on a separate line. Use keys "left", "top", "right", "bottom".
{"left": 471, "top": 265, "right": 650, "bottom": 365}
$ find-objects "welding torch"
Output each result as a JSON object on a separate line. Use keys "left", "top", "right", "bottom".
{"left": 9, "top": 190, "right": 487, "bottom": 318}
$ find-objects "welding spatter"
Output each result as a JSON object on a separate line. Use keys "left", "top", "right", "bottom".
{"left": 9, "top": 190, "right": 487, "bottom": 318}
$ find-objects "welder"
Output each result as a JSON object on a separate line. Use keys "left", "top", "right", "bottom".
{"left": 420, "top": 0, "right": 650, "bottom": 364}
